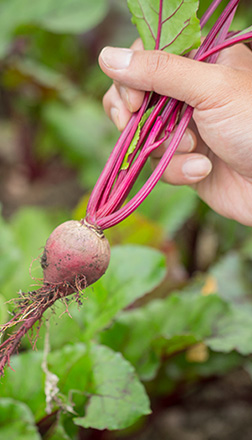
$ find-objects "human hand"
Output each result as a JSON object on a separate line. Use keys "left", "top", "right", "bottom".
{"left": 98, "top": 40, "right": 252, "bottom": 226}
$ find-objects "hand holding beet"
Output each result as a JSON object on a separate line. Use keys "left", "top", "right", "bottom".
{"left": 100, "top": 43, "right": 252, "bottom": 226}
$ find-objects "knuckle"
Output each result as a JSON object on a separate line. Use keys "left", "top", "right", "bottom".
{"left": 146, "top": 51, "right": 170, "bottom": 81}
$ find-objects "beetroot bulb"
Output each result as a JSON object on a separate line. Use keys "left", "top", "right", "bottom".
{"left": 0, "top": 219, "right": 110, "bottom": 375}
{"left": 41, "top": 220, "right": 110, "bottom": 290}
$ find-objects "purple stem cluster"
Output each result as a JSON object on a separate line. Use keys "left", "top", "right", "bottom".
{"left": 85, "top": 0, "right": 251, "bottom": 231}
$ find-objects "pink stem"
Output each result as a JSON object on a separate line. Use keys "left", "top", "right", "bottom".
{"left": 97, "top": 93, "right": 151, "bottom": 209}
{"left": 96, "top": 118, "right": 165, "bottom": 218}
{"left": 155, "top": 0, "right": 163, "bottom": 50}
{"left": 97, "top": 106, "right": 193, "bottom": 229}
{"left": 86, "top": 115, "right": 137, "bottom": 222}
{"left": 199, "top": 32, "right": 252, "bottom": 61}
{"left": 86, "top": 94, "right": 150, "bottom": 223}
{"left": 195, "top": 0, "right": 240, "bottom": 60}
{"left": 107, "top": 96, "right": 169, "bottom": 200}
{"left": 97, "top": 100, "right": 182, "bottom": 219}
{"left": 200, "top": 0, "right": 224, "bottom": 29}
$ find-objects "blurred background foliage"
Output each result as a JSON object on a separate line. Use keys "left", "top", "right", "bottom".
{"left": 0, "top": 0, "right": 252, "bottom": 439}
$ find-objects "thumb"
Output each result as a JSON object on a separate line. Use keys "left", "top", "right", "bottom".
{"left": 99, "top": 46, "right": 227, "bottom": 109}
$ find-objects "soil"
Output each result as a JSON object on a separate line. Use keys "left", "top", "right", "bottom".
{"left": 144, "top": 370, "right": 252, "bottom": 440}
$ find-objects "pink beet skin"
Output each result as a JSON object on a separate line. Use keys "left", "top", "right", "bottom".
{"left": 41, "top": 220, "right": 110, "bottom": 288}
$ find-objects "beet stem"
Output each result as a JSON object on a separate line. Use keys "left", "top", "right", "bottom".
{"left": 85, "top": 0, "right": 249, "bottom": 230}
{"left": 96, "top": 106, "right": 194, "bottom": 229}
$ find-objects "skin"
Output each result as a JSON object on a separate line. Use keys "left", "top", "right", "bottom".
{"left": 98, "top": 40, "right": 252, "bottom": 226}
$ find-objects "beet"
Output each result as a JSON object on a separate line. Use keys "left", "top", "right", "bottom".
{"left": 41, "top": 220, "right": 110, "bottom": 289}
{"left": 0, "top": 219, "right": 110, "bottom": 375}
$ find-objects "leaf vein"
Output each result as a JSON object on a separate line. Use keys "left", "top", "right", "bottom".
{"left": 161, "top": 20, "right": 190, "bottom": 51}
{"left": 149, "top": 3, "right": 159, "bottom": 16}
{"left": 161, "top": 0, "right": 185, "bottom": 25}
{"left": 137, "top": 0, "right": 156, "bottom": 44}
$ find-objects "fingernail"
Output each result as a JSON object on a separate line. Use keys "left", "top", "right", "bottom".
{"left": 182, "top": 157, "right": 212, "bottom": 179}
{"left": 186, "top": 132, "right": 196, "bottom": 152}
{"left": 180, "top": 131, "right": 195, "bottom": 152}
{"left": 110, "top": 107, "right": 120, "bottom": 128}
{"left": 119, "top": 86, "right": 133, "bottom": 112}
{"left": 100, "top": 47, "right": 133, "bottom": 70}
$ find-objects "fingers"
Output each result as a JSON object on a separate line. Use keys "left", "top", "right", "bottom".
{"left": 102, "top": 39, "right": 145, "bottom": 131}
{"left": 150, "top": 127, "right": 211, "bottom": 185}
{"left": 103, "top": 84, "right": 132, "bottom": 131}
{"left": 113, "top": 39, "right": 145, "bottom": 114}
{"left": 114, "top": 81, "right": 145, "bottom": 113}
{"left": 151, "top": 128, "right": 197, "bottom": 159}
{"left": 99, "top": 46, "right": 234, "bottom": 109}
{"left": 217, "top": 43, "right": 252, "bottom": 72}
{"left": 151, "top": 152, "right": 212, "bottom": 185}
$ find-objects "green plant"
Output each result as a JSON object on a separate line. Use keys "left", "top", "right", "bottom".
{"left": 0, "top": 0, "right": 252, "bottom": 438}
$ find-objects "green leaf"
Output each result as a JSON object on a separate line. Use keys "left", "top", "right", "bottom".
{"left": 28, "top": 306, "right": 85, "bottom": 351}
{"left": 74, "top": 344, "right": 151, "bottom": 431}
{"left": 0, "top": 212, "right": 21, "bottom": 287}
{"left": 48, "top": 342, "right": 150, "bottom": 429}
{"left": 209, "top": 251, "right": 251, "bottom": 303}
{"left": 101, "top": 291, "right": 228, "bottom": 379}
{"left": 42, "top": 98, "right": 117, "bottom": 186}
{"left": 1, "top": 343, "right": 150, "bottom": 432}
{"left": 0, "top": 294, "right": 8, "bottom": 325}
{"left": 0, "top": 398, "right": 41, "bottom": 439}
{"left": 46, "top": 416, "right": 72, "bottom": 440}
{"left": 48, "top": 343, "right": 92, "bottom": 408}
{"left": 162, "top": 350, "right": 244, "bottom": 393}
{"left": 0, "top": 0, "right": 108, "bottom": 58}
{"left": 82, "top": 245, "right": 166, "bottom": 339}
{"left": 156, "top": 334, "right": 199, "bottom": 354}
{"left": 1, "top": 344, "right": 91, "bottom": 421}
{"left": 1, "top": 207, "right": 64, "bottom": 299}
{"left": 121, "top": 106, "right": 154, "bottom": 170}
{"left": 127, "top": 0, "right": 201, "bottom": 54}
{"left": 160, "top": 293, "right": 227, "bottom": 338}
{"left": 42, "top": 99, "right": 112, "bottom": 160}
{"left": 138, "top": 184, "right": 198, "bottom": 236}
{"left": 105, "top": 211, "right": 165, "bottom": 247}
{"left": 206, "top": 303, "right": 252, "bottom": 355}
{"left": 0, "top": 351, "right": 45, "bottom": 420}
{"left": 38, "top": 0, "right": 108, "bottom": 34}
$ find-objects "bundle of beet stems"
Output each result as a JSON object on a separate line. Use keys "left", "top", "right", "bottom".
{"left": 0, "top": 0, "right": 251, "bottom": 376}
